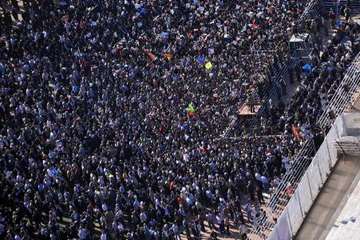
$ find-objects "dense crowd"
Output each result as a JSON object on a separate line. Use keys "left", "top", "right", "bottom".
{"left": 258, "top": 16, "right": 360, "bottom": 134}
{"left": 1, "top": 1, "right": 359, "bottom": 240}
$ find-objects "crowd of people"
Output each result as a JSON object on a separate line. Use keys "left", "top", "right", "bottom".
{"left": 1, "top": 0, "right": 360, "bottom": 239}
{"left": 258, "top": 14, "right": 360, "bottom": 135}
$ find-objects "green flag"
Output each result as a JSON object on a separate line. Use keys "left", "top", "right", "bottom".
{"left": 186, "top": 102, "right": 196, "bottom": 113}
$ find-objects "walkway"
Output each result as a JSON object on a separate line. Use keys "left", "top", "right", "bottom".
{"left": 295, "top": 155, "right": 360, "bottom": 240}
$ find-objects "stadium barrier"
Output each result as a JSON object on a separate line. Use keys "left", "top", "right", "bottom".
{"left": 317, "top": 56, "right": 360, "bottom": 129}
{"left": 252, "top": 50, "right": 360, "bottom": 239}
{"left": 249, "top": 0, "right": 323, "bottom": 124}
{"left": 267, "top": 116, "right": 342, "bottom": 240}
{"left": 267, "top": 111, "right": 360, "bottom": 239}
{"left": 297, "top": 0, "right": 322, "bottom": 23}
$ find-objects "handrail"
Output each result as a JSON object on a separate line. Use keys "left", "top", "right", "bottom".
{"left": 267, "top": 114, "right": 343, "bottom": 240}
{"left": 252, "top": 51, "right": 360, "bottom": 239}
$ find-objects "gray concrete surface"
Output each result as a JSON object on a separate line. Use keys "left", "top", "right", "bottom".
{"left": 295, "top": 156, "right": 360, "bottom": 240}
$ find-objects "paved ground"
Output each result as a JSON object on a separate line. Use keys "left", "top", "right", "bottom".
{"left": 295, "top": 155, "right": 360, "bottom": 240}
{"left": 325, "top": 168, "right": 360, "bottom": 240}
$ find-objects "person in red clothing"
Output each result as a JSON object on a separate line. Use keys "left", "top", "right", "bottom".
{"left": 292, "top": 124, "right": 302, "bottom": 141}
{"left": 285, "top": 183, "right": 295, "bottom": 199}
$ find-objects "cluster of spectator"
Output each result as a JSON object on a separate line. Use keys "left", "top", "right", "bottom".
{"left": 1, "top": 0, "right": 360, "bottom": 239}
{"left": 257, "top": 15, "right": 360, "bottom": 135}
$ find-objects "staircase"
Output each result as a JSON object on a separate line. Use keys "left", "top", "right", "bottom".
{"left": 323, "top": 0, "right": 360, "bottom": 15}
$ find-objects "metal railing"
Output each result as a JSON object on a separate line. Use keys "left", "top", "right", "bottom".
{"left": 238, "top": 0, "right": 322, "bottom": 136}
{"left": 249, "top": 1, "right": 360, "bottom": 237}
{"left": 298, "top": 0, "right": 322, "bottom": 23}
{"left": 318, "top": 56, "right": 360, "bottom": 129}
{"left": 243, "top": 0, "right": 323, "bottom": 133}
{"left": 267, "top": 115, "right": 342, "bottom": 240}
{"left": 252, "top": 52, "right": 360, "bottom": 239}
